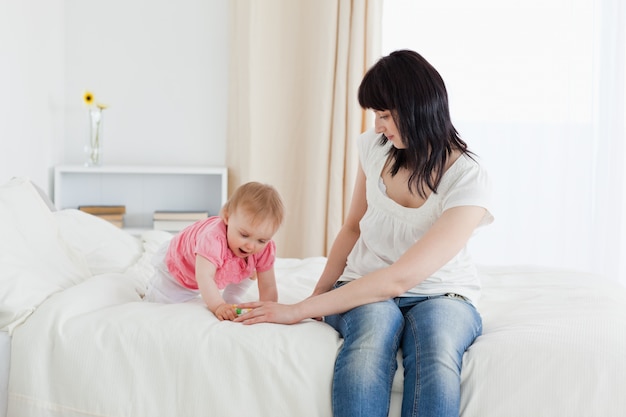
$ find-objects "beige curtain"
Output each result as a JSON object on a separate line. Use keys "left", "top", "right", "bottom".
{"left": 228, "top": 0, "right": 382, "bottom": 258}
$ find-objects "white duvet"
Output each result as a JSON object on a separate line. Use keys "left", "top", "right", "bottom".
{"left": 3, "top": 179, "right": 626, "bottom": 417}
{"left": 9, "top": 255, "right": 340, "bottom": 417}
{"left": 9, "top": 258, "right": 626, "bottom": 417}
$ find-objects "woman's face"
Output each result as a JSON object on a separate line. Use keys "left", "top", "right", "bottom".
{"left": 224, "top": 208, "right": 276, "bottom": 258}
{"left": 373, "top": 109, "right": 406, "bottom": 149}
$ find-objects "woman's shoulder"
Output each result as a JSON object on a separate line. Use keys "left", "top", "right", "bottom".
{"left": 439, "top": 153, "right": 493, "bottom": 216}
{"left": 357, "top": 128, "right": 388, "bottom": 167}
{"left": 358, "top": 128, "right": 382, "bottom": 149}
{"left": 447, "top": 153, "right": 489, "bottom": 179}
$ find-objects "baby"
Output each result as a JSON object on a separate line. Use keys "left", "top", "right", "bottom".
{"left": 145, "top": 181, "right": 285, "bottom": 321}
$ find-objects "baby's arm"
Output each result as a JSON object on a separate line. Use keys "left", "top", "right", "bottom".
{"left": 196, "top": 255, "right": 237, "bottom": 320}
{"left": 256, "top": 267, "right": 278, "bottom": 302}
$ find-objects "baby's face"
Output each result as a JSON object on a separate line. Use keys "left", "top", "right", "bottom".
{"left": 224, "top": 209, "right": 276, "bottom": 258}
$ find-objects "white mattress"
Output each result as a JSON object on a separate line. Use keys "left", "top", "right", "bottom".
{"left": 6, "top": 259, "right": 626, "bottom": 417}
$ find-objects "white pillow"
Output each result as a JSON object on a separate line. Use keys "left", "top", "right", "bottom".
{"left": 0, "top": 177, "right": 91, "bottom": 333}
{"left": 54, "top": 209, "right": 143, "bottom": 275}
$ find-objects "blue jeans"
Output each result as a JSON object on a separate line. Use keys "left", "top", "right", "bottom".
{"left": 325, "top": 291, "right": 482, "bottom": 417}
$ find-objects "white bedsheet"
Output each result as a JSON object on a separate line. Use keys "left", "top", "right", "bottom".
{"left": 460, "top": 265, "right": 626, "bottom": 416}
{"left": 7, "top": 258, "right": 626, "bottom": 417}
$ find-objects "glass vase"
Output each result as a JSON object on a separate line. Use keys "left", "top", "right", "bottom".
{"left": 85, "top": 107, "right": 103, "bottom": 166}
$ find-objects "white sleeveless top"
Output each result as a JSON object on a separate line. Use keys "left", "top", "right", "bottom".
{"left": 339, "top": 128, "right": 494, "bottom": 304}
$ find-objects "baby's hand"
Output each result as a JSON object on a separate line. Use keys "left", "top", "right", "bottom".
{"left": 214, "top": 303, "right": 237, "bottom": 321}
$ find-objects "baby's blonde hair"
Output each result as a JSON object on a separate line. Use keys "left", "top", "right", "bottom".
{"left": 220, "top": 182, "right": 285, "bottom": 231}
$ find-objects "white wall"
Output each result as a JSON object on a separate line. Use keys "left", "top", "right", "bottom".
{"left": 3, "top": 1, "right": 624, "bottom": 283}
{"left": 0, "top": 0, "right": 65, "bottom": 192}
{"left": 0, "top": 0, "right": 229, "bottom": 196}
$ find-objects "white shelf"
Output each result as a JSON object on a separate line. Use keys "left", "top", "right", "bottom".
{"left": 54, "top": 165, "right": 227, "bottom": 230}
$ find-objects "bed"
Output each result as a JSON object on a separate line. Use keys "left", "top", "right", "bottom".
{"left": 2, "top": 177, "right": 626, "bottom": 417}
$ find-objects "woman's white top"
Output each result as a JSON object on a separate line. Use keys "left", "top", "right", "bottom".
{"left": 339, "top": 128, "right": 494, "bottom": 304}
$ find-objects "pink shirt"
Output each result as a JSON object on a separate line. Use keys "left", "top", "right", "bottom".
{"left": 165, "top": 216, "right": 276, "bottom": 290}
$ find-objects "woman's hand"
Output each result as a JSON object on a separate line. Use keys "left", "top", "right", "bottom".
{"left": 233, "top": 301, "right": 302, "bottom": 325}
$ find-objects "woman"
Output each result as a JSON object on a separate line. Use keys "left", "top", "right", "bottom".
{"left": 237, "top": 49, "right": 494, "bottom": 417}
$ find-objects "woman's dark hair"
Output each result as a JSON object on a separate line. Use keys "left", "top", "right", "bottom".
{"left": 358, "top": 49, "right": 471, "bottom": 198}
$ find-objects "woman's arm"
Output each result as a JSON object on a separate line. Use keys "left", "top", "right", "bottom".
{"left": 235, "top": 205, "right": 487, "bottom": 324}
{"left": 312, "top": 164, "right": 368, "bottom": 295}
{"left": 196, "top": 255, "right": 237, "bottom": 320}
{"left": 256, "top": 268, "right": 278, "bottom": 302}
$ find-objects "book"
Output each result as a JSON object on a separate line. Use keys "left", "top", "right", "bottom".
{"left": 96, "top": 214, "right": 124, "bottom": 228}
{"left": 153, "top": 219, "right": 198, "bottom": 232}
{"left": 79, "top": 205, "right": 126, "bottom": 215}
{"left": 153, "top": 210, "right": 209, "bottom": 221}
{"left": 95, "top": 213, "right": 125, "bottom": 221}
{"left": 77, "top": 206, "right": 125, "bottom": 228}
{"left": 103, "top": 219, "right": 123, "bottom": 228}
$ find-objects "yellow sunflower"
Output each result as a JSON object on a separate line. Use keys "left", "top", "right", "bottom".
{"left": 83, "top": 91, "right": 95, "bottom": 106}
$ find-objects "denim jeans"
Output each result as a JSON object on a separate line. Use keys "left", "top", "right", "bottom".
{"left": 325, "top": 290, "right": 482, "bottom": 417}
